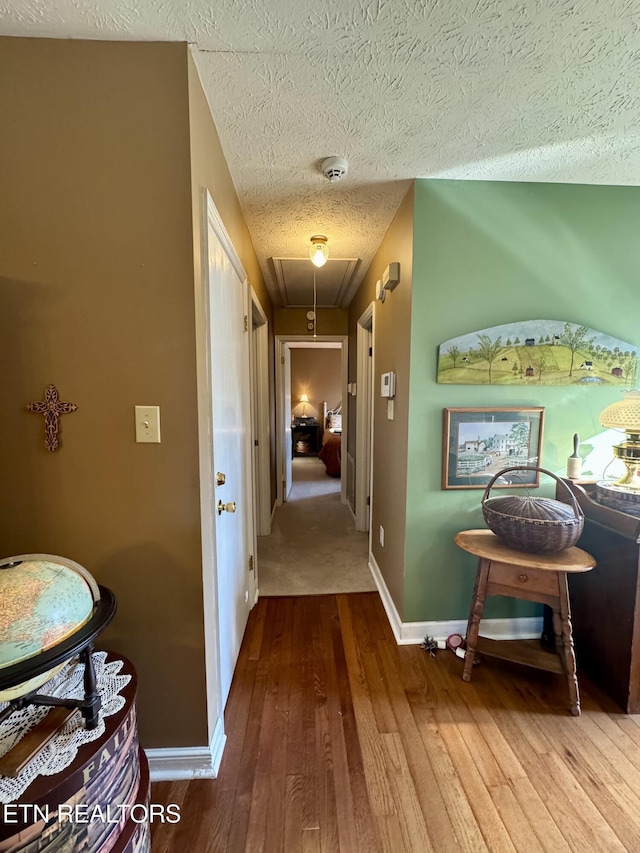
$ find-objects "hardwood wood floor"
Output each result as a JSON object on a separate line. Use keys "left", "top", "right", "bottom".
{"left": 151, "top": 593, "right": 640, "bottom": 852}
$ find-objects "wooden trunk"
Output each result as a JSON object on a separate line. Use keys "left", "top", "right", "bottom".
{"left": 0, "top": 655, "right": 150, "bottom": 853}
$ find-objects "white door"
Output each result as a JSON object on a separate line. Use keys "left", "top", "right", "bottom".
{"left": 205, "top": 197, "right": 253, "bottom": 707}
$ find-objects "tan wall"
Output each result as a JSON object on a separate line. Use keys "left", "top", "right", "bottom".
{"left": 348, "top": 185, "right": 414, "bottom": 617}
{"left": 290, "top": 349, "right": 342, "bottom": 422}
{"left": 0, "top": 37, "right": 268, "bottom": 749}
{"left": 187, "top": 53, "right": 271, "bottom": 320}
{"left": 187, "top": 53, "right": 277, "bottom": 510}
{"left": 274, "top": 307, "right": 348, "bottom": 336}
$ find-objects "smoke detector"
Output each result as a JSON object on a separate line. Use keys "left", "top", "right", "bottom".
{"left": 321, "top": 156, "right": 348, "bottom": 183}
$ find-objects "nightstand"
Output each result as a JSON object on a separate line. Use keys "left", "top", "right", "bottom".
{"left": 291, "top": 423, "right": 321, "bottom": 457}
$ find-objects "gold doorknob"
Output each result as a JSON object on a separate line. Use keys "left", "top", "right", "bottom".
{"left": 218, "top": 500, "right": 237, "bottom": 516}
{"left": 216, "top": 472, "right": 226, "bottom": 486}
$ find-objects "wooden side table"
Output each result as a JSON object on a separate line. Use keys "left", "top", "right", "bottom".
{"left": 454, "top": 529, "right": 596, "bottom": 715}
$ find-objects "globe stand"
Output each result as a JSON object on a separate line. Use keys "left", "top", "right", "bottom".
{"left": 0, "top": 644, "right": 101, "bottom": 730}
{"left": 0, "top": 586, "right": 117, "bottom": 732}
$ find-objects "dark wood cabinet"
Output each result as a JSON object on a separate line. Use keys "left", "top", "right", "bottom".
{"left": 556, "top": 479, "right": 640, "bottom": 712}
{"left": 291, "top": 424, "right": 321, "bottom": 457}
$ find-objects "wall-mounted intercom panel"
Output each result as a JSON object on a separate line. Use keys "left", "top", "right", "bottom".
{"left": 381, "top": 371, "right": 396, "bottom": 398}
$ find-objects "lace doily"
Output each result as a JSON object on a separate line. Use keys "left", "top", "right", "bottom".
{"left": 0, "top": 652, "right": 132, "bottom": 803}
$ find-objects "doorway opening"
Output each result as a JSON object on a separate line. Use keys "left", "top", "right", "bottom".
{"left": 275, "top": 335, "right": 348, "bottom": 506}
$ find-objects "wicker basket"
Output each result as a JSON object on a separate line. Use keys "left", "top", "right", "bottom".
{"left": 481, "top": 466, "right": 584, "bottom": 554}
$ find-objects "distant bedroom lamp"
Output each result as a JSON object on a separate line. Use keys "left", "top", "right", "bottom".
{"left": 600, "top": 391, "right": 640, "bottom": 489}
{"left": 299, "top": 394, "right": 310, "bottom": 417}
{"left": 309, "top": 235, "right": 329, "bottom": 268}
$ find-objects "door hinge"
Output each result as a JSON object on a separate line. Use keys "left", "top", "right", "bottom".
{"left": 248, "top": 555, "right": 254, "bottom": 572}
{"left": 281, "top": 356, "right": 285, "bottom": 365}
{"left": 243, "top": 315, "right": 248, "bottom": 332}
{"left": 369, "top": 346, "right": 373, "bottom": 357}
{"left": 366, "top": 496, "right": 370, "bottom": 506}
{"left": 254, "top": 439, "right": 259, "bottom": 446}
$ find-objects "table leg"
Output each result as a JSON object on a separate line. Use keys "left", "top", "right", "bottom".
{"left": 555, "top": 574, "right": 581, "bottom": 716}
{"left": 463, "top": 557, "right": 490, "bottom": 682}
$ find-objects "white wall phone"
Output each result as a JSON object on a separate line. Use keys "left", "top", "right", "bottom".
{"left": 380, "top": 371, "right": 396, "bottom": 398}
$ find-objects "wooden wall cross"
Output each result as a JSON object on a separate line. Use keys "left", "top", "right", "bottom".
{"left": 28, "top": 385, "right": 78, "bottom": 452}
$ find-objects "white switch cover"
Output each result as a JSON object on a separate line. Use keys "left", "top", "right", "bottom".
{"left": 135, "top": 406, "right": 161, "bottom": 443}
{"left": 387, "top": 399, "right": 395, "bottom": 420}
{"left": 379, "top": 525, "right": 385, "bottom": 547}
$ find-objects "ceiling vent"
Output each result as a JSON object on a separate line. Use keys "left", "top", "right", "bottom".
{"left": 321, "top": 156, "right": 348, "bottom": 182}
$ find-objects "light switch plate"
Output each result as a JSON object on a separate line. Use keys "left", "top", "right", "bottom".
{"left": 135, "top": 406, "right": 161, "bottom": 443}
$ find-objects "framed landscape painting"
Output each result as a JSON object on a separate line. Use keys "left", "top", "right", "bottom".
{"left": 437, "top": 320, "right": 638, "bottom": 386}
{"left": 442, "top": 407, "right": 544, "bottom": 490}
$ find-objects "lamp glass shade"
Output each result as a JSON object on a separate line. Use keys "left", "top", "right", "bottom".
{"left": 600, "top": 391, "right": 640, "bottom": 431}
{"left": 309, "top": 236, "right": 328, "bottom": 268}
{"left": 299, "top": 394, "right": 309, "bottom": 404}
{"left": 599, "top": 391, "right": 640, "bottom": 491}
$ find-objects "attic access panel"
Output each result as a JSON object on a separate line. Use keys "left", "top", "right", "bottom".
{"left": 271, "top": 257, "right": 359, "bottom": 308}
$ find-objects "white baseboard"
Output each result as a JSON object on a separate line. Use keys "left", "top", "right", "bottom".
{"left": 271, "top": 500, "right": 279, "bottom": 522}
{"left": 368, "top": 552, "right": 543, "bottom": 645}
{"left": 147, "top": 716, "right": 226, "bottom": 781}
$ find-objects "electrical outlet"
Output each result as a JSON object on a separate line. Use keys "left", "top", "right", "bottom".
{"left": 379, "top": 525, "right": 385, "bottom": 547}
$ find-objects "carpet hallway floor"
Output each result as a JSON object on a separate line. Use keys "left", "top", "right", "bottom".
{"left": 257, "top": 457, "right": 376, "bottom": 596}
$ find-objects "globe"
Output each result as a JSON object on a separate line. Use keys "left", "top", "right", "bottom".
{"left": 0, "top": 555, "right": 98, "bottom": 702}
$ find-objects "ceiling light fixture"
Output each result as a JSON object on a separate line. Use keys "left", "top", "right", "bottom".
{"left": 312, "top": 268, "right": 318, "bottom": 339}
{"left": 309, "top": 235, "right": 329, "bottom": 268}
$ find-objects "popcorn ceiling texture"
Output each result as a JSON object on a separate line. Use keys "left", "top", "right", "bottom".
{"left": 2, "top": 0, "right": 639, "bottom": 303}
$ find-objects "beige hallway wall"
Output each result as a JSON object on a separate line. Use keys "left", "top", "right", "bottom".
{"left": 347, "top": 185, "right": 414, "bottom": 617}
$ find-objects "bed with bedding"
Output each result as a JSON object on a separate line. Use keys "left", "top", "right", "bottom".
{"left": 318, "top": 404, "right": 342, "bottom": 477}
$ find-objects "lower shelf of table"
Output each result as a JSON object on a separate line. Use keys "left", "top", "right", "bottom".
{"left": 475, "top": 637, "right": 564, "bottom": 675}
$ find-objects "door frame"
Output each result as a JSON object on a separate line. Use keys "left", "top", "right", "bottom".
{"left": 249, "top": 289, "right": 271, "bottom": 539}
{"left": 275, "top": 338, "right": 292, "bottom": 503}
{"left": 275, "top": 334, "right": 348, "bottom": 506}
{"left": 355, "top": 303, "right": 374, "bottom": 532}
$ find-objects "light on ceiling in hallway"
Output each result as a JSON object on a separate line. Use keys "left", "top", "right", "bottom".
{"left": 309, "top": 235, "right": 329, "bottom": 268}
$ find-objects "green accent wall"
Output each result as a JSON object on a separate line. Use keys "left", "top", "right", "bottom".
{"left": 405, "top": 179, "right": 640, "bottom": 623}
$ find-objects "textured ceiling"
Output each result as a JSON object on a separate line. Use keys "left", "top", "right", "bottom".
{"left": 2, "top": 0, "right": 639, "bottom": 306}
